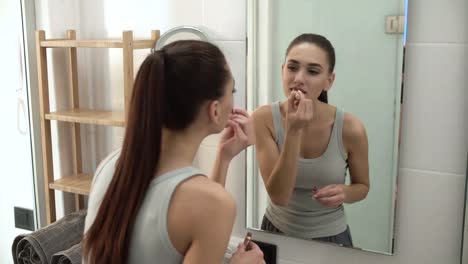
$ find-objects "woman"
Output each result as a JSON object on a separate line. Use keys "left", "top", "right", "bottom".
{"left": 252, "top": 34, "right": 369, "bottom": 247}
{"left": 83, "top": 40, "right": 264, "bottom": 264}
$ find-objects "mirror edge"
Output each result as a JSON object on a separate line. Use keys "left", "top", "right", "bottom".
{"left": 460, "top": 153, "right": 468, "bottom": 263}
{"left": 246, "top": 0, "right": 258, "bottom": 229}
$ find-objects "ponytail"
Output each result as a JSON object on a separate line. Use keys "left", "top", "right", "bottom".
{"left": 318, "top": 91, "right": 328, "bottom": 103}
{"left": 83, "top": 52, "right": 166, "bottom": 264}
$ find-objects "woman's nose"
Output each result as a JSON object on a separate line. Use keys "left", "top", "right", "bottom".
{"left": 293, "top": 70, "right": 305, "bottom": 83}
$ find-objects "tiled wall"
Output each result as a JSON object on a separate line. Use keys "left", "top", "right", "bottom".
{"left": 35, "top": 0, "right": 468, "bottom": 263}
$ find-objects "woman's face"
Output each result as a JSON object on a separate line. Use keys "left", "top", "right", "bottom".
{"left": 217, "top": 69, "right": 236, "bottom": 128}
{"left": 281, "top": 43, "right": 335, "bottom": 101}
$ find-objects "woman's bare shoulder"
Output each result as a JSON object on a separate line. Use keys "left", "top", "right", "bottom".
{"left": 168, "top": 175, "right": 236, "bottom": 255}
{"left": 343, "top": 112, "right": 366, "bottom": 137}
{"left": 170, "top": 176, "right": 236, "bottom": 230}
{"left": 252, "top": 105, "right": 275, "bottom": 139}
{"left": 342, "top": 112, "right": 368, "bottom": 151}
{"left": 252, "top": 104, "right": 273, "bottom": 121}
{"left": 176, "top": 176, "right": 236, "bottom": 210}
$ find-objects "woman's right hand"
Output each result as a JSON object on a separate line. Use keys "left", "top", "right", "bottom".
{"left": 286, "top": 90, "right": 314, "bottom": 131}
{"left": 229, "top": 242, "right": 265, "bottom": 264}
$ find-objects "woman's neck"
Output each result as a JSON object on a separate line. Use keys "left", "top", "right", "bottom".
{"left": 157, "top": 125, "right": 208, "bottom": 176}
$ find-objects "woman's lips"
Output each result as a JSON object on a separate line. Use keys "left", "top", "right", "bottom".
{"left": 290, "top": 87, "right": 307, "bottom": 94}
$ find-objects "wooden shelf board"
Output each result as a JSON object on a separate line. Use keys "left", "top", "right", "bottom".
{"left": 49, "top": 174, "right": 93, "bottom": 195}
{"left": 133, "top": 40, "right": 156, "bottom": 49}
{"left": 45, "top": 109, "right": 125, "bottom": 127}
{"left": 41, "top": 39, "right": 155, "bottom": 49}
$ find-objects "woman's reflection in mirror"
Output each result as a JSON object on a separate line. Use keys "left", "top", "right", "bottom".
{"left": 252, "top": 33, "right": 370, "bottom": 247}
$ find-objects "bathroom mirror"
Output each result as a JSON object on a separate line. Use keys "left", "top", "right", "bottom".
{"left": 153, "top": 26, "right": 208, "bottom": 51}
{"left": 246, "top": 0, "right": 407, "bottom": 255}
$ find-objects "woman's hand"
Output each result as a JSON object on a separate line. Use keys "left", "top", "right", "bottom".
{"left": 229, "top": 242, "right": 265, "bottom": 264}
{"left": 313, "top": 184, "right": 347, "bottom": 208}
{"left": 286, "top": 90, "right": 314, "bottom": 131}
{"left": 219, "top": 108, "right": 255, "bottom": 161}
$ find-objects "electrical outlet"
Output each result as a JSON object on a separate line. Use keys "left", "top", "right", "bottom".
{"left": 14, "top": 207, "right": 35, "bottom": 231}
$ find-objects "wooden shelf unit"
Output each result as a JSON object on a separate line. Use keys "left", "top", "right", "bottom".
{"left": 40, "top": 39, "right": 156, "bottom": 49}
{"left": 49, "top": 174, "right": 93, "bottom": 196}
{"left": 36, "top": 29, "right": 159, "bottom": 223}
{"left": 45, "top": 109, "right": 125, "bottom": 127}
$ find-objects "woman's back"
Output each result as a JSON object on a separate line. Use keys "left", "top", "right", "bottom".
{"left": 84, "top": 150, "right": 234, "bottom": 263}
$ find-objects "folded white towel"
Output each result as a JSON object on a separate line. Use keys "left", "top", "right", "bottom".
{"left": 224, "top": 236, "right": 244, "bottom": 264}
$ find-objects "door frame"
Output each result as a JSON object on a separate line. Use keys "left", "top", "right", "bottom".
{"left": 20, "top": 0, "right": 46, "bottom": 228}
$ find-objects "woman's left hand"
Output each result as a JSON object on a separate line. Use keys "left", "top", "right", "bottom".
{"left": 219, "top": 108, "right": 255, "bottom": 161}
{"left": 313, "top": 184, "right": 347, "bottom": 208}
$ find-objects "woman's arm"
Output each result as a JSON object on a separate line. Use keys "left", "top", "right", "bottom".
{"left": 314, "top": 113, "right": 369, "bottom": 207}
{"left": 253, "top": 106, "right": 301, "bottom": 206}
{"left": 342, "top": 113, "right": 370, "bottom": 203}
{"left": 183, "top": 188, "right": 237, "bottom": 263}
{"left": 253, "top": 92, "right": 314, "bottom": 206}
{"left": 169, "top": 178, "right": 237, "bottom": 264}
{"left": 209, "top": 149, "right": 232, "bottom": 187}
{"left": 170, "top": 176, "right": 264, "bottom": 264}
{"left": 209, "top": 108, "right": 254, "bottom": 187}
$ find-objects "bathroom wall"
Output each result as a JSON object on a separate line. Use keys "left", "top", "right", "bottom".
{"left": 34, "top": 0, "right": 468, "bottom": 263}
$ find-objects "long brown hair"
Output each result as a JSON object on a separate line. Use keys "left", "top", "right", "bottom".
{"left": 82, "top": 40, "right": 230, "bottom": 263}
{"left": 285, "top": 33, "right": 336, "bottom": 103}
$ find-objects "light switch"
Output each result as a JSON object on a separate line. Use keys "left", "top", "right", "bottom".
{"left": 14, "top": 207, "right": 35, "bottom": 231}
{"left": 385, "top": 15, "right": 405, "bottom": 34}
{"left": 386, "top": 16, "right": 398, "bottom": 33}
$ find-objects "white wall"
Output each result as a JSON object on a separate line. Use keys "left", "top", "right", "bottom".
{"left": 34, "top": 0, "right": 468, "bottom": 263}
{"left": 0, "top": 1, "right": 37, "bottom": 263}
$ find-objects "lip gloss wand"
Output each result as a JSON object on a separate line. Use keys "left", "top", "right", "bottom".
{"left": 243, "top": 232, "right": 252, "bottom": 250}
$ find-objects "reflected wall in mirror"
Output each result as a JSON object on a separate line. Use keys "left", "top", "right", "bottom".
{"left": 246, "top": 0, "right": 407, "bottom": 255}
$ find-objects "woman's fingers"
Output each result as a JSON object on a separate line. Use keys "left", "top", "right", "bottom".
{"left": 296, "top": 98, "right": 307, "bottom": 114}
{"left": 231, "top": 117, "right": 248, "bottom": 128}
{"left": 313, "top": 185, "right": 345, "bottom": 207}
{"left": 232, "top": 121, "right": 248, "bottom": 142}
{"left": 288, "top": 91, "right": 298, "bottom": 112}
{"left": 244, "top": 242, "right": 265, "bottom": 262}
{"left": 314, "top": 185, "right": 336, "bottom": 198}
{"left": 230, "top": 114, "right": 248, "bottom": 122}
{"left": 296, "top": 97, "right": 313, "bottom": 115}
{"left": 232, "top": 108, "right": 249, "bottom": 118}
{"left": 226, "top": 119, "right": 238, "bottom": 128}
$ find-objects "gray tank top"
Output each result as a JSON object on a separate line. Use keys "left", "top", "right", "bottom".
{"left": 265, "top": 101, "right": 349, "bottom": 238}
{"left": 83, "top": 149, "right": 205, "bottom": 264}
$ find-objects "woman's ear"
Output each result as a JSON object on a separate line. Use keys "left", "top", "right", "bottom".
{"left": 324, "top": 72, "right": 335, "bottom": 92}
{"left": 208, "top": 100, "right": 221, "bottom": 125}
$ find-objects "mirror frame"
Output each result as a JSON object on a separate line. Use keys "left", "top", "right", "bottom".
{"left": 460, "top": 153, "right": 468, "bottom": 263}
{"left": 153, "top": 26, "right": 208, "bottom": 51}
